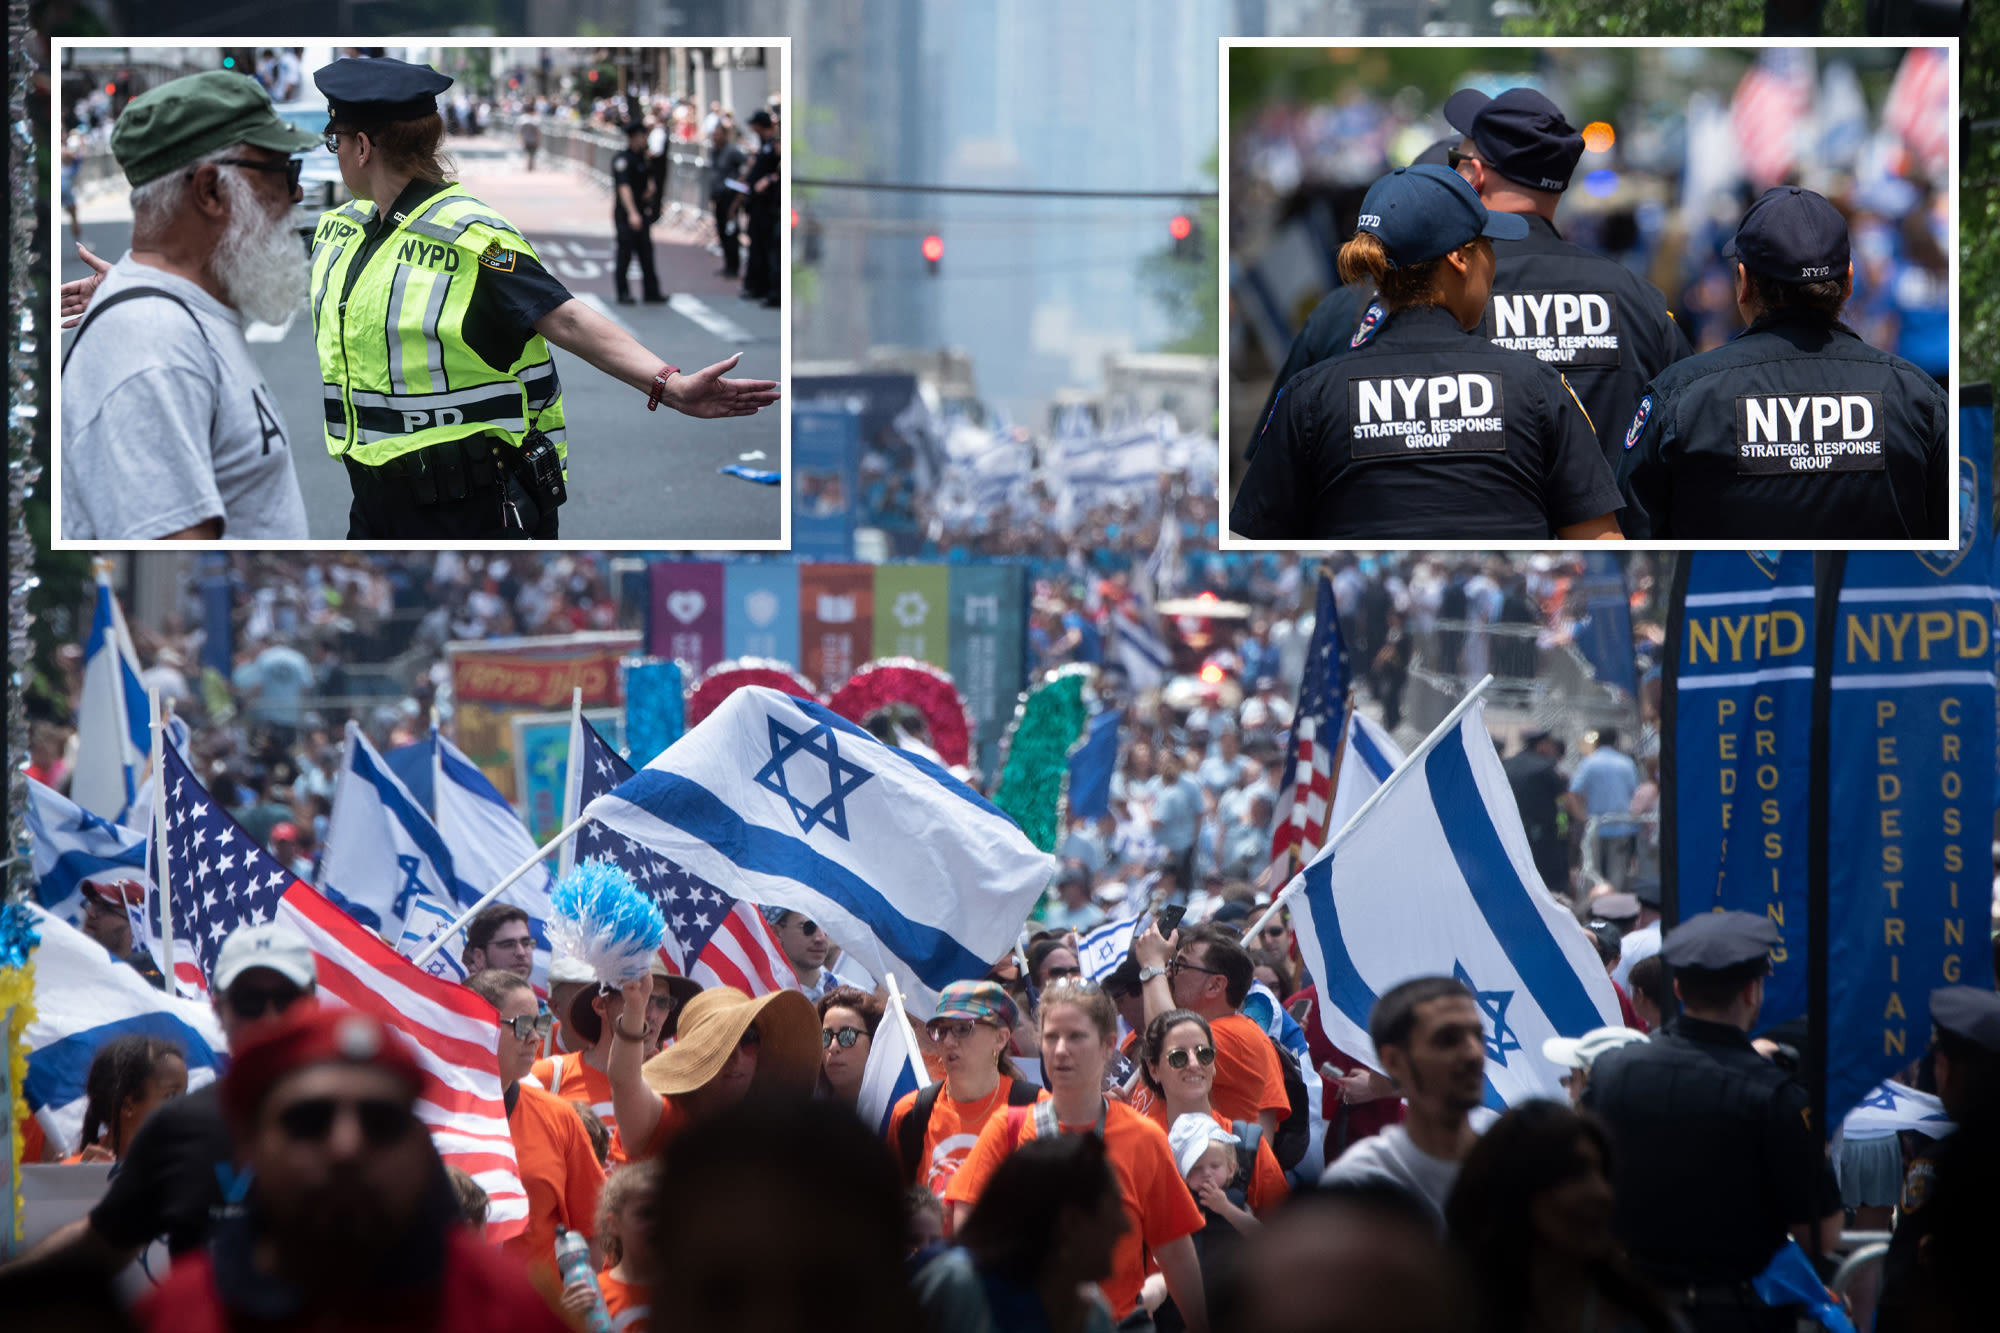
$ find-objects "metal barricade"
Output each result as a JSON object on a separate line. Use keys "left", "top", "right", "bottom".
{"left": 492, "top": 114, "right": 717, "bottom": 241}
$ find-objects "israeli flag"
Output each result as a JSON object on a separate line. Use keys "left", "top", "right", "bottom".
{"left": 428, "top": 731, "right": 554, "bottom": 986}
{"left": 585, "top": 687, "right": 1056, "bottom": 1015}
{"left": 397, "top": 893, "right": 471, "bottom": 983}
{"left": 72, "top": 567, "right": 151, "bottom": 827}
{"left": 1329, "top": 710, "right": 1402, "bottom": 835}
{"left": 318, "top": 724, "right": 460, "bottom": 938}
{"left": 1842, "top": 1081, "right": 1954, "bottom": 1141}
{"left": 1077, "top": 906, "right": 1147, "bottom": 984}
{"left": 24, "top": 776, "right": 148, "bottom": 923}
{"left": 22, "top": 902, "right": 226, "bottom": 1155}
{"left": 1287, "top": 700, "right": 1619, "bottom": 1108}
{"left": 857, "top": 979, "right": 930, "bottom": 1136}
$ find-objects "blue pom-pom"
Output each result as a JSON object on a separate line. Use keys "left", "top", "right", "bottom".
{"left": 547, "top": 859, "right": 667, "bottom": 985}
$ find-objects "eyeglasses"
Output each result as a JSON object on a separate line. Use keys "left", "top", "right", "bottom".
{"left": 738, "top": 1024, "right": 762, "bottom": 1051}
{"left": 501, "top": 1012, "right": 555, "bottom": 1042}
{"left": 821, "top": 1026, "right": 867, "bottom": 1049}
{"left": 228, "top": 984, "right": 302, "bottom": 1020}
{"left": 1165, "top": 1044, "right": 1216, "bottom": 1071}
{"left": 200, "top": 156, "right": 304, "bottom": 192}
{"left": 1446, "top": 150, "right": 1488, "bottom": 172}
{"left": 927, "top": 1019, "right": 984, "bottom": 1043}
{"left": 1166, "top": 957, "right": 1223, "bottom": 979}
{"left": 275, "top": 1095, "right": 414, "bottom": 1146}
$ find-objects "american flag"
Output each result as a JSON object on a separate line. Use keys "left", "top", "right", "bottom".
{"left": 1267, "top": 572, "right": 1353, "bottom": 880}
{"left": 1884, "top": 46, "right": 1949, "bottom": 182}
{"left": 571, "top": 719, "right": 796, "bottom": 995}
{"left": 1730, "top": 49, "right": 1813, "bottom": 190}
{"left": 149, "top": 741, "right": 528, "bottom": 1239}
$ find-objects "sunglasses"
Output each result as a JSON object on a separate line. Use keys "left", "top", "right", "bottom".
{"left": 821, "top": 1026, "right": 867, "bottom": 1049}
{"left": 501, "top": 1012, "right": 555, "bottom": 1042}
{"left": 739, "top": 1024, "right": 762, "bottom": 1051}
{"left": 926, "top": 1019, "right": 992, "bottom": 1043}
{"left": 794, "top": 919, "right": 821, "bottom": 938}
{"left": 275, "top": 1096, "right": 414, "bottom": 1146}
{"left": 228, "top": 985, "right": 302, "bottom": 1020}
{"left": 1165, "top": 1044, "right": 1216, "bottom": 1071}
{"left": 1166, "top": 958, "right": 1223, "bottom": 979}
{"left": 1042, "top": 966, "right": 1082, "bottom": 981}
{"left": 203, "top": 156, "right": 304, "bottom": 191}
{"left": 1446, "top": 149, "right": 1488, "bottom": 172}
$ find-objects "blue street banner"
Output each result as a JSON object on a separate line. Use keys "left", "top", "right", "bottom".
{"left": 1573, "top": 554, "right": 1637, "bottom": 698}
{"left": 724, "top": 562, "right": 801, "bottom": 664}
{"left": 1662, "top": 551, "right": 1816, "bottom": 1032}
{"left": 1815, "top": 394, "right": 1998, "bottom": 1131}
{"left": 792, "top": 406, "right": 862, "bottom": 559}
{"left": 948, "top": 564, "right": 1029, "bottom": 777}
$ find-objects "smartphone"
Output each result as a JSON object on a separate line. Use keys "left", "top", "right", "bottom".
{"left": 1155, "top": 904, "right": 1186, "bottom": 937}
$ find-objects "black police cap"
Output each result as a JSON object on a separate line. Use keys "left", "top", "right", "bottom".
{"left": 1724, "top": 186, "right": 1850, "bottom": 285}
{"left": 1930, "top": 986, "right": 2000, "bottom": 1054}
{"left": 1443, "top": 87, "right": 1585, "bottom": 194}
{"left": 1660, "top": 910, "right": 1779, "bottom": 971}
{"left": 315, "top": 57, "right": 454, "bottom": 125}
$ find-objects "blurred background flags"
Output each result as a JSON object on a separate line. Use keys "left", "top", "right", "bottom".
{"left": 1113, "top": 600, "right": 1172, "bottom": 693}
{"left": 1731, "top": 48, "right": 1814, "bottom": 189}
{"left": 72, "top": 562, "right": 151, "bottom": 827}
{"left": 1285, "top": 698, "right": 1620, "bottom": 1108}
{"left": 1066, "top": 710, "right": 1122, "bottom": 822}
{"left": 25, "top": 775, "right": 146, "bottom": 923}
{"left": 426, "top": 729, "right": 555, "bottom": 988}
{"left": 1883, "top": 45, "right": 1949, "bottom": 182}
{"left": 317, "top": 723, "right": 460, "bottom": 940}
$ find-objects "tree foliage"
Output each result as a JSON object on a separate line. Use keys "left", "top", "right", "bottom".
{"left": 1508, "top": 0, "right": 1863, "bottom": 35}
{"left": 1965, "top": 3, "right": 1999, "bottom": 392}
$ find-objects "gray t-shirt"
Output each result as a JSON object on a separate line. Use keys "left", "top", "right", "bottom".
{"left": 61, "top": 256, "right": 307, "bottom": 540}
{"left": 1319, "top": 1123, "right": 1462, "bottom": 1228}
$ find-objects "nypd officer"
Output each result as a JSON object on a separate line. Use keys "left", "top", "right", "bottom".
{"left": 1617, "top": 186, "right": 1949, "bottom": 539}
{"left": 1444, "top": 87, "right": 1692, "bottom": 468}
{"left": 1583, "top": 912, "right": 1821, "bottom": 1332}
{"left": 309, "top": 57, "right": 778, "bottom": 539}
{"left": 1872, "top": 986, "right": 2000, "bottom": 1333}
{"left": 611, "top": 120, "right": 665, "bottom": 306}
{"left": 1229, "top": 164, "right": 1623, "bottom": 541}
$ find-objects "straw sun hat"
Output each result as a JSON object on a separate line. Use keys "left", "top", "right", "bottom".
{"left": 639, "top": 986, "right": 821, "bottom": 1098}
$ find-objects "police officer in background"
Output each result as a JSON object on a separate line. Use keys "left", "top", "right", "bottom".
{"left": 740, "top": 106, "right": 782, "bottom": 307}
{"left": 1443, "top": 87, "right": 1692, "bottom": 468}
{"left": 1229, "top": 164, "right": 1623, "bottom": 541}
{"left": 1617, "top": 186, "right": 1949, "bottom": 539}
{"left": 1872, "top": 987, "right": 2000, "bottom": 1333}
{"left": 612, "top": 120, "right": 666, "bottom": 306}
{"left": 1583, "top": 913, "right": 1821, "bottom": 1333}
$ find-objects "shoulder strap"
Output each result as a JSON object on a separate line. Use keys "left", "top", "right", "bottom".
{"left": 62, "top": 286, "right": 214, "bottom": 372}
{"left": 1031, "top": 1098, "right": 1060, "bottom": 1141}
{"left": 897, "top": 1081, "right": 946, "bottom": 1183}
{"left": 1003, "top": 1078, "right": 1042, "bottom": 1107}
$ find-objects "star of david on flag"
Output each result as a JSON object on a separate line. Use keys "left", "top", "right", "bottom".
{"left": 1453, "top": 961, "right": 1522, "bottom": 1067}
{"left": 753, "top": 716, "right": 874, "bottom": 840}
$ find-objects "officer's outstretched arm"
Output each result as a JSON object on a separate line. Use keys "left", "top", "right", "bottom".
{"left": 533, "top": 298, "right": 782, "bottom": 419}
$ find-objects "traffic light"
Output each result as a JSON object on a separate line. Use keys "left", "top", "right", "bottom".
{"left": 1170, "top": 214, "right": 1201, "bottom": 261}
{"left": 921, "top": 233, "right": 944, "bottom": 275}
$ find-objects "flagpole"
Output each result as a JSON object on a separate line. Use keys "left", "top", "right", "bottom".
{"left": 1246, "top": 674, "right": 1496, "bottom": 944}
{"left": 149, "top": 688, "right": 173, "bottom": 993}
{"left": 882, "top": 971, "right": 928, "bottom": 1089}
{"left": 410, "top": 810, "right": 594, "bottom": 968}
{"left": 559, "top": 687, "right": 584, "bottom": 880}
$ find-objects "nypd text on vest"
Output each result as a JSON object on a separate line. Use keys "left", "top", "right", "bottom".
{"left": 1732, "top": 391, "right": 1885, "bottom": 475}
{"left": 1485, "top": 290, "right": 1622, "bottom": 367}
{"left": 1347, "top": 373, "right": 1508, "bottom": 458}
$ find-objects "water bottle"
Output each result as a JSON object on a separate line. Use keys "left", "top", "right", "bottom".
{"left": 553, "top": 1228, "right": 614, "bottom": 1333}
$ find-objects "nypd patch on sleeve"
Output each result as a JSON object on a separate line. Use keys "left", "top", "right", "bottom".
{"left": 479, "top": 241, "right": 517, "bottom": 272}
{"left": 1346, "top": 372, "right": 1507, "bottom": 459}
{"left": 1733, "top": 392, "right": 1886, "bottom": 474}
{"left": 1625, "top": 394, "right": 1652, "bottom": 450}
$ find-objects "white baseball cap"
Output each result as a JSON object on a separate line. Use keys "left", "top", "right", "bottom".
{"left": 1541, "top": 1025, "right": 1648, "bottom": 1072}
{"left": 214, "top": 921, "right": 317, "bottom": 993}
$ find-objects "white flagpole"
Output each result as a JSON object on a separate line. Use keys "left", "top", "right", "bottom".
{"left": 1246, "top": 674, "right": 1496, "bottom": 944}
{"left": 559, "top": 687, "right": 584, "bottom": 880}
{"left": 149, "top": 688, "right": 174, "bottom": 992}
{"left": 410, "top": 811, "right": 593, "bottom": 968}
{"left": 882, "top": 971, "right": 929, "bottom": 1089}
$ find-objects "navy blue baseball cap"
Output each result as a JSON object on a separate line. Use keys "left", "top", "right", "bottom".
{"left": 315, "top": 56, "right": 454, "bottom": 124}
{"left": 1661, "top": 910, "right": 1780, "bottom": 972}
{"left": 1725, "top": 186, "right": 1850, "bottom": 285}
{"left": 1443, "top": 87, "right": 1586, "bottom": 193}
{"left": 1355, "top": 163, "right": 1528, "bottom": 269}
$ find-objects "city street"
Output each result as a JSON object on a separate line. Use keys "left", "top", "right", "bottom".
{"left": 60, "top": 135, "right": 783, "bottom": 543}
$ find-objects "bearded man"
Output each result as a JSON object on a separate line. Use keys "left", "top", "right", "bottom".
{"left": 60, "top": 70, "right": 315, "bottom": 540}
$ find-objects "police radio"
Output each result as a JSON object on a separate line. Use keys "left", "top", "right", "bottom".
{"left": 518, "top": 428, "right": 567, "bottom": 510}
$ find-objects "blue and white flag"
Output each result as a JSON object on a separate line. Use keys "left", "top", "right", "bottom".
{"left": 318, "top": 725, "right": 460, "bottom": 939}
{"left": 397, "top": 893, "right": 471, "bottom": 983}
{"left": 1841, "top": 1080, "right": 1954, "bottom": 1142}
{"left": 1113, "top": 604, "right": 1172, "bottom": 693}
{"left": 585, "top": 686, "right": 1056, "bottom": 1015}
{"left": 22, "top": 902, "right": 226, "bottom": 1155}
{"left": 72, "top": 566, "right": 151, "bottom": 826}
{"left": 857, "top": 980, "right": 930, "bottom": 1136}
{"left": 1243, "top": 978, "right": 1329, "bottom": 1179}
{"left": 1286, "top": 700, "right": 1620, "bottom": 1108}
{"left": 1067, "top": 710, "right": 1121, "bottom": 822}
{"left": 429, "top": 731, "right": 555, "bottom": 987}
{"left": 25, "top": 776, "right": 147, "bottom": 923}
{"left": 1077, "top": 905, "right": 1147, "bottom": 984}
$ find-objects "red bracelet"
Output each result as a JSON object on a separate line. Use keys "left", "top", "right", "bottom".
{"left": 646, "top": 365, "right": 680, "bottom": 412}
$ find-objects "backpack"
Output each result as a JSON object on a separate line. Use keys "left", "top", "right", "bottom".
{"left": 1265, "top": 1038, "right": 1312, "bottom": 1172}
{"left": 897, "top": 1077, "right": 1042, "bottom": 1185}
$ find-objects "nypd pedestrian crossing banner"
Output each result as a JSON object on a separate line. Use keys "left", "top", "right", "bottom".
{"left": 1347, "top": 373, "right": 1506, "bottom": 457}
{"left": 1286, "top": 700, "right": 1620, "bottom": 1108}
{"left": 1483, "top": 290, "right": 1621, "bottom": 367}
{"left": 1813, "top": 387, "right": 1998, "bottom": 1131}
{"left": 1662, "top": 550, "right": 1816, "bottom": 1033}
{"left": 584, "top": 686, "right": 1055, "bottom": 1015}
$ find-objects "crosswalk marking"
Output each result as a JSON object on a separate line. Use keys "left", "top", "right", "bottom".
{"left": 668, "top": 293, "right": 755, "bottom": 344}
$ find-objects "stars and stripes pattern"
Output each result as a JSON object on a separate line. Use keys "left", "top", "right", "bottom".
{"left": 148, "top": 740, "right": 290, "bottom": 997}
{"left": 1269, "top": 573, "right": 1351, "bottom": 879}
{"left": 1730, "top": 49, "right": 1813, "bottom": 190}
{"left": 570, "top": 718, "right": 796, "bottom": 996}
{"left": 1884, "top": 46, "right": 1949, "bottom": 182}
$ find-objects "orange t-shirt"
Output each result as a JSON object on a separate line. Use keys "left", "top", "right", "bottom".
{"left": 529, "top": 1051, "right": 626, "bottom": 1163}
{"left": 944, "top": 1098, "right": 1203, "bottom": 1320}
{"left": 632, "top": 1094, "right": 694, "bottom": 1162}
{"left": 1207, "top": 1013, "right": 1291, "bottom": 1128}
{"left": 887, "top": 1076, "right": 1045, "bottom": 1205}
{"left": 501, "top": 1084, "right": 606, "bottom": 1285}
{"left": 597, "top": 1271, "right": 650, "bottom": 1333}
{"left": 1141, "top": 1106, "right": 1290, "bottom": 1216}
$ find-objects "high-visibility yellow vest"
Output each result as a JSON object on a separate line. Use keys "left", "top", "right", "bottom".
{"left": 309, "top": 184, "right": 568, "bottom": 469}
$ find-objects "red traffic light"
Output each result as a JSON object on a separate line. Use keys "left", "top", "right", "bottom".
{"left": 587, "top": 70, "right": 598, "bottom": 82}
{"left": 921, "top": 234, "right": 945, "bottom": 263}
{"left": 790, "top": 208, "right": 798, "bottom": 229}
{"left": 1168, "top": 214, "right": 1193, "bottom": 241}
{"left": 104, "top": 82, "right": 116, "bottom": 95}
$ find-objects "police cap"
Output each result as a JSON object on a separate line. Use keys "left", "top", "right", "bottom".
{"left": 314, "top": 56, "right": 454, "bottom": 125}
{"left": 1629, "top": 876, "right": 1662, "bottom": 909}
{"left": 1929, "top": 986, "right": 2000, "bottom": 1054}
{"left": 1660, "top": 910, "right": 1779, "bottom": 972}
{"left": 1355, "top": 163, "right": 1528, "bottom": 270}
{"left": 1443, "top": 87, "right": 1586, "bottom": 194}
{"left": 1725, "top": 186, "right": 1850, "bottom": 286}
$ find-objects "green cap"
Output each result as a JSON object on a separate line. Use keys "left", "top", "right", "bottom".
{"left": 110, "top": 70, "right": 321, "bottom": 188}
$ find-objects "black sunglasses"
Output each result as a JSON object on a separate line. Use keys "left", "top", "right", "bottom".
{"left": 1165, "top": 1044, "right": 1216, "bottom": 1071}
{"left": 276, "top": 1095, "right": 414, "bottom": 1146}
{"left": 739, "top": 1024, "right": 762, "bottom": 1051}
{"left": 821, "top": 1026, "right": 867, "bottom": 1049}
{"left": 795, "top": 919, "right": 821, "bottom": 938}
{"left": 502, "top": 1012, "right": 554, "bottom": 1042}
{"left": 1042, "top": 966, "right": 1082, "bottom": 982}
{"left": 228, "top": 985, "right": 302, "bottom": 1020}
{"left": 201, "top": 156, "right": 304, "bottom": 192}
{"left": 1166, "top": 957, "right": 1224, "bottom": 978}
{"left": 1446, "top": 149, "right": 1488, "bottom": 172}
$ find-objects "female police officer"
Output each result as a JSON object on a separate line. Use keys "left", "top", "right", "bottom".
{"left": 310, "top": 57, "right": 778, "bottom": 539}
{"left": 1230, "top": 164, "right": 1622, "bottom": 542}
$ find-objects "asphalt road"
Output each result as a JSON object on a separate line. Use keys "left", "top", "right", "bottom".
{"left": 60, "top": 139, "right": 782, "bottom": 543}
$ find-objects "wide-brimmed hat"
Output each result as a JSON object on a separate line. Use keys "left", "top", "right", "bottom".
{"left": 639, "top": 986, "right": 819, "bottom": 1097}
